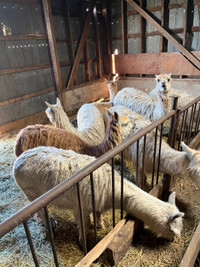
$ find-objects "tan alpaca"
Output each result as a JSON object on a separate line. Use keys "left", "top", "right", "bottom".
{"left": 14, "top": 111, "right": 135, "bottom": 157}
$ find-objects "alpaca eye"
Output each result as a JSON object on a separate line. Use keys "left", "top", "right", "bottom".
{"left": 157, "top": 79, "right": 160, "bottom": 82}
{"left": 168, "top": 78, "right": 170, "bottom": 82}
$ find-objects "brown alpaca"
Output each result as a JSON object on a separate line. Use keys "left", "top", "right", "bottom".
{"left": 14, "top": 111, "right": 135, "bottom": 157}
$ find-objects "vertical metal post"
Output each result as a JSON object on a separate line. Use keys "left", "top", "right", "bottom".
{"left": 136, "top": 140, "right": 139, "bottom": 185}
{"left": 76, "top": 183, "right": 87, "bottom": 254}
{"left": 90, "top": 173, "right": 97, "bottom": 244}
{"left": 186, "top": 105, "right": 195, "bottom": 144}
{"left": 168, "top": 96, "right": 178, "bottom": 148}
{"left": 111, "top": 157, "right": 115, "bottom": 228}
{"left": 151, "top": 127, "right": 158, "bottom": 189}
{"left": 141, "top": 135, "right": 146, "bottom": 190}
{"left": 44, "top": 206, "right": 59, "bottom": 267}
{"left": 120, "top": 151, "right": 124, "bottom": 220}
{"left": 23, "top": 220, "right": 40, "bottom": 267}
{"left": 156, "top": 123, "right": 163, "bottom": 184}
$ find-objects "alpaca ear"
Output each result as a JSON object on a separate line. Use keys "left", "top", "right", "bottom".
{"left": 170, "top": 212, "right": 184, "bottom": 221}
{"left": 168, "top": 192, "right": 176, "bottom": 205}
{"left": 114, "top": 112, "right": 119, "bottom": 122}
{"left": 107, "top": 109, "right": 113, "bottom": 118}
{"left": 45, "top": 101, "right": 53, "bottom": 108}
{"left": 56, "top": 98, "right": 61, "bottom": 106}
{"left": 155, "top": 74, "right": 158, "bottom": 79}
{"left": 169, "top": 73, "right": 172, "bottom": 77}
{"left": 181, "top": 142, "right": 195, "bottom": 158}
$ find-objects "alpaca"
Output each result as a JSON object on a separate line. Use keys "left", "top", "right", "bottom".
{"left": 45, "top": 98, "right": 112, "bottom": 145}
{"left": 106, "top": 75, "right": 119, "bottom": 102}
{"left": 110, "top": 82, "right": 171, "bottom": 122}
{"left": 149, "top": 74, "right": 199, "bottom": 130}
{"left": 14, "top": 111, "right": 135, "bottom": 157}
{"left": 149, "top": 73, "right": 196, "bottom": 108}
{"left": 107, "top": 105, "right": 200, "bottom": 188}
{"left": 13, "top": 147, "right": 184, "bottom": 245}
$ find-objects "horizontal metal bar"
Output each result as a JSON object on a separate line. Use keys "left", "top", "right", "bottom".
{"left": 0, "top": 110, "right": 176, "bottom": 238}
{"left": 179, "top": 96, "right": 200, "bottom": 113}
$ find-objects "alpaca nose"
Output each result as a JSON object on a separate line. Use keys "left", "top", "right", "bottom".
{"left": 162, "top": 82, "right": 166, "bottom": 90}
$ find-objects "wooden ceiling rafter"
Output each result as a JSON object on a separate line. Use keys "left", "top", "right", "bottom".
{"left": 67, "top": 0, "right": 95, "bottom": 90}
{"left": 125, "top": 0, "right": 200, "bottom": 71}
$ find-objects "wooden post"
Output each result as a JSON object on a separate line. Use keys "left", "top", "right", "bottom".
{"left": 104, "top": 0, "right": 111, "bottom": 55}
{"left": 160, "top": 0, "right": 169, "bottom": 52}
{"left": 121, "top": 0, "right": 127, "bottom": 55}
{"left": 67, "top": 0, "right": 95, "bottom": 89}
{"left": 62, "top": 0, "right": 76, "bottom": 85}
{"left": 125, "top": 0, "right": 200, "bottom": 70}
{"left": 140, "top": 0, "right": 146, "bottom": 54}
{"left": 93, "top": 7, "right": 102, "bottom": 79}
{"left": 42, "top": 0, "right": 63, "bottom": 103}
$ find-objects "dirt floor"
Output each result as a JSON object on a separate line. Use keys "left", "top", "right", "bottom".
{"left": 0, "top": 128, "right": 200, "bottom": 266}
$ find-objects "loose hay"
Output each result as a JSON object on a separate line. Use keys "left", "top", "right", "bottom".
{"left": 0, "top": 131, "right": 200, "bottom": 267}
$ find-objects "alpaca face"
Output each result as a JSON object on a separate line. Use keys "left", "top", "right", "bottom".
{"left": 155, "top": 74, "right": 172, "bottom": 94}
{"left": 45, "top": 98, "right": 63, "bottom": 124}
{"left": 117, "top": 114, "right": 135, "bottom": 139}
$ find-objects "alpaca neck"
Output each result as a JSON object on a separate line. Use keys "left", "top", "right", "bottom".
{"left": 154, "top": 93, "right": 171, "bottom": 119}
{"left": 81, "top": 121, "right": 121, "bottom": 157}
{"left": 160, "top": 143, "right": 189, "bottom": 176}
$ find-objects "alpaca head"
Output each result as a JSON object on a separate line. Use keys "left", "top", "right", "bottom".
{"left": 154, "top": 192, "right": 184, "bottom": 240}
{"left": 106, "top": 75, "right": 119, "bottom": 102}
{"left": 155, "top": 73, "right": 172, "bottom": 94}
{"left": 181, "top": 141, "right": 200, "bottom": 187}
{"left": 163, "top": 192, "right": 184, "bottom": 240}
{"left": 45, "top": 98, "right": 64, "bottom": 124}
{"left": 107, "top": 110, "right": 135, "bottom": 140}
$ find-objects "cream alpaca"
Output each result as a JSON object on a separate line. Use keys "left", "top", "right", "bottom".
{"left": 13, "top": 147, "right": 184, "bottom": 245}
{"left": 108, "top": 105, "right": 200, "bottom": 188}
{"left": 106, "top": 78, "right": 171, "bottom": 122}
{"left": 45, "top": 98, "right": 112, "bottom": 145}
{"left": 14, "top": 111, "right": 135, "bottom": 157}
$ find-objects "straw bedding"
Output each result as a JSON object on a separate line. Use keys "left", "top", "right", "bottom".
{"left": 0, "top": 129, "right": 199, "bottom": 266}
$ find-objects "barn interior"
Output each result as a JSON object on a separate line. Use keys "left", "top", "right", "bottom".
{"left": 0, "top": 0, "right": 200, "bottom": 266}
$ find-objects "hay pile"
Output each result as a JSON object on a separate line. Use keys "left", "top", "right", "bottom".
{"left": 0, "top": 131, "right": 200, "bottom": 266}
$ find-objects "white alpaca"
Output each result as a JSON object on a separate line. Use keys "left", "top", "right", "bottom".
{"left": 106, "top": 75, "right": 119, "bottom": 102}
{"left": 149, "top": 73, "right": 196, "bottom": 108}
{"left": 108, "top": 105, "right": 200, "bottom": 188}
{"left": 45, "top": 98, "right": 112, "bottom": 145}
{"left": 14, "top": 111, "right": 135, "bottom": 158}
{"left": 13, "top": 147, "right": 184, "bottom": 245}
{"left": 110, "top": 82, "right": 171, "bottom": 122}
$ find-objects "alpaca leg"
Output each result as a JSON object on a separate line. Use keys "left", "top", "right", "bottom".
{"left": 73, "top": 210, "right": 90, "bottom": 247}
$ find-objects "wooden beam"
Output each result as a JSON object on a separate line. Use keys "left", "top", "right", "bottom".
{"left": 0, "top": 87, "right": 55, "bottom": 107}
{"left": 93, "top": 9, "right": 102, "bottom": 78}
{"left": 103, "top": 52, "right": 200, "bottom": 75}
{"left": 104, "top": 0, "right": 111, "bottom": 55}
{"left": 67, "top": 0, "right": 95, "bottom": 89}
{"left": 179, "top": 222, "right": 200, "bottom": 267}
{"left": 0, "top": 34, "right": 46, "bottom": 41}
{"left": 125, "top": 0, "right": 200, "bottom": 71}
{"left": 0, "top": 63, "right": 51, "bottom": 75}
{"left": 121, "top": 0, "right": 128, "bottom": 54}
{"left": 183, "top": 0, "right": 194, "bottom": 48}
{"left": 140, "top": 0, "right": 146, "bottom": 53}
{"left": 160, "top": 0, "right": 169, "bottom": 52}
{"left": 63, "top": 0, "right": 75, "bottom": 66}
{"left": 42, "top": 0, "right": 63, "bottom": 100}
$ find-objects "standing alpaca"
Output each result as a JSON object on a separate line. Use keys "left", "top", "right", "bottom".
{"left": 112, "top": 85, "right": 171, "bottom": 122}
{"left": 149, "top": 73, "right": 196, "bottom": 108}
{"left": 14, "top": 147, "right": 184, "bottom": 245}
{"left": 108, "top": 105, "right": 200, "bottom": 188}
{"left": 14, "top": 111, "right": 135, "bottom": 157}
{"left": 106, "top": 75, "right": 119, "bottom": 102}
{"left": 45, "top": 98, "right": 112, "bottom": 145}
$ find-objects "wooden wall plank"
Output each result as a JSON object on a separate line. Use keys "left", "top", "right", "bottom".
{"left": 42, "top": 0, "right": 63, "bottom": 99}
{"left": 121, "top": 0, "right": 128, "bottom": 54}
{"left": 103, "top": 52, "right": 200, "bottom": 75}
{"left": 125, "top": 0, "right": 200, "bottom": 70}
{"left": 67, "top": 0, "right": 95, "bottom": 89}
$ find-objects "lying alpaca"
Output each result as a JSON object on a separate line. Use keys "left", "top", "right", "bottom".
{"left": 14, "top": 111, "right": 135, "bottom": 157}
{"left": 109, "top": 81, "right": 171, "bottom": 122}
{"left": 108, "top": 105, "right": 200, "bottom": 188}
{"left": 13, "top": 147, "right": 184, "bottom": 245}
{"left": 45, "top": 98, "right": 112, "bottom": 145}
